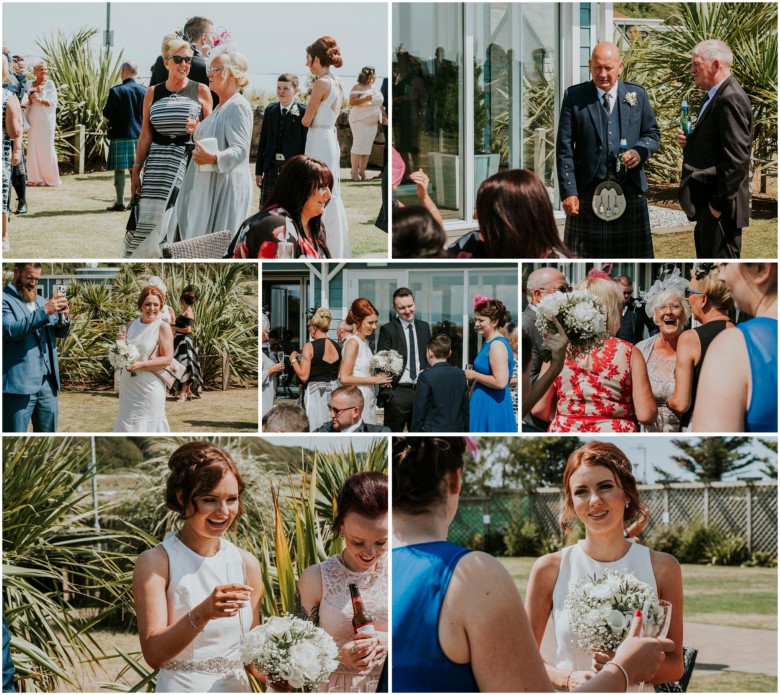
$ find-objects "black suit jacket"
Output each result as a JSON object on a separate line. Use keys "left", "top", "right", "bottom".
{"left": 254, "top": 101, "right": 308, "bottom": 176}
{"left": 679, "top": 75, "right": 753, "bottom": 228}
{"left": 376, "top": 317, "right": 431, "bottom": 389}
{"left": 410, "top": 362, "right": 469, "bottom": 432}
{"left": 150, "top": 49, "right": 218, "bottom": 107}
{"left": 521, "top": 304, "right": 544, "bottom": 383}
{"left": 616, "top": 301, "right": 658, "bottom": 345}
{"left": 315, "top": 421, "right": 390, "bottom": 433}
{"left": 103, "top": 78, "right": 147, "bottom": 139}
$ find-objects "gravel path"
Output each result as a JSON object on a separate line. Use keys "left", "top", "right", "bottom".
{"left": 648, "top": 204, "right": 693, "bottom": 230}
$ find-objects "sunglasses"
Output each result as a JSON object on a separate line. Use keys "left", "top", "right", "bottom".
{"left": 684, "top": 288, "right": 703, "bottom": 298}
{"left": 169, "top": 55, "right": 193, "bottom": 65}
{"left": 207, "top": 66, "right": 226, "bottom": 75}
{"left": 328, "top": 405, "right": 356, "bottom": 415}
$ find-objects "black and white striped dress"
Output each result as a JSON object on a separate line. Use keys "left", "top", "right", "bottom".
{"left": 121, "top": 81, "right": 200, "bottom": 257}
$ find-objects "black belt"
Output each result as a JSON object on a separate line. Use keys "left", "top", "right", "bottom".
{"left": 396, "top": 383, "right": 416, "bottom": 389}
{"left": 151, "top": 133, "right": 190, "bottom": 146}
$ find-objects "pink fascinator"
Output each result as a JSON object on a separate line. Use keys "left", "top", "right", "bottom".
{"left": 464, "top": 436, "right": 478, "bottom": 456}
{"left": 586, "top": 263, "right": 613, "bottom": 281}
{"left": 473, "top": 294, "right": 494, "bottom": 309}
{"left": 391, "top": 148, "right": 406, "bottom": 188}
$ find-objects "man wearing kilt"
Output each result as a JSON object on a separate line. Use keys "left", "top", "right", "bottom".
{"left": 557, "top": 42, "right": 660, "bottom": 259}
{"left": 102, "top": 60, "right": 147, "bottom": 211}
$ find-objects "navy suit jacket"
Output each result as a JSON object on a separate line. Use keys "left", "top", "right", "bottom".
{"left": 376, "top": 317, "right": 431, "bottom": 389}
{"left": 315, "top": 421, "right": 390, "bottom": 433}
{"left": 411, "top": 361, "right": 469, "bottom": 432}
{"left": 255, "top": 101, "right": 308, "bottom": 176}
{"left": 103, "top": 78, "right": 147, "bottom": 139}
{"left": 557, "top": 80, "right": 660, "bottom": 198}
{"left": 3, "top": 285, "right": 70, "bottom": 395}
{"left": 616, "top": 301, "right": 658, "bottom": 345}
{"left": 679, "top": 75, "right": 753, "bottom": 228}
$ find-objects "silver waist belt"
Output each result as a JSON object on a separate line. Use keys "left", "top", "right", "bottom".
{"left": 308, "top": 124, "right": 334, "bottom": 129}
{"left": 162, "top": 656, "right": 244, "bottom": 674}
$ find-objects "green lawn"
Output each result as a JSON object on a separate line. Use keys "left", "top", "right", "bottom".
{"left": 653, "top": 217, "right": 777, "bottom": 258}
{"left": 688, "top": 672, "right": 778, "bottom": 693}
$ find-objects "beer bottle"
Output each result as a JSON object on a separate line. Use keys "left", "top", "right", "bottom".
{"left": 617, "top": 138, "right": 628, "bottom": 178}
{"left": 349, "top": 583, "right": 375, "bottom": 634}
{"left": 681, "top": 100, "right": 692, "bottom": 136}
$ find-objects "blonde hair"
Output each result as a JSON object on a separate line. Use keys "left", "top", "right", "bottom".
{"left": 1, "top": 54, "right": 8, "bottom": 84}
{"left": 576, "top": 276, "right": 623, "bottom": 336}
{"left": 309, "top": 307, "right": 333, "bottom": 332}
{"left": 209, "top": 48, "right": 250, "bottom": 90}
{"left": 161, "top": 34, "right": 192, "bottom": 59}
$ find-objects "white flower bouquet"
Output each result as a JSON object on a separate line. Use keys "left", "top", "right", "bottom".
{"left": 369, "top": 349, "right": 404, "bottom": 377}
{"left": 534, "top": 290, "right": 608, "bottom": 361}
{"left": 565, "top": 569, "right": 658, "bottom": 651}
{"left": 108, "top": 340, "right": 140, "bottom": 377}
{"left": 239, "top": 614, "right": 339, "bottom": 691}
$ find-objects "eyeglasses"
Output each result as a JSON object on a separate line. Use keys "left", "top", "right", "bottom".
{"left": 684, "top": 288, "right": 703, "bottom": 298}
{"left": 327, "top": 405, "right": 357, "bottom": 415}
{"left": 655, "top": 304, "right": 682, "bottom": 312}
{"left": 207, "top": 66, "right": 226, "bottom": 75}
{"left": 168, "top": 55, "right": 193, "bottom": 65}
{"left": 557, "top": 285, "right": 572, "bottom": 293}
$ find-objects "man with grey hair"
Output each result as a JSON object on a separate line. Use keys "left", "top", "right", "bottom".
{"left": 677, "top": 39, "right": 752, "bottom": 258}
{"left": 336, "top": 319, "right": 353, "bottom": 346}
{"left": 262, "top": 403, "right": 310, "bottom": 432}
{"left": 102, "top": 60, "right": 147, "bottom": 211}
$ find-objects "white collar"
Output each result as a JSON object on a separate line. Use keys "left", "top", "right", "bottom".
{"left": 342, "top": 419, "right": 363, "bottom": 433}
{"left": 595, "top": 82, "right": 619, "bottom": 104}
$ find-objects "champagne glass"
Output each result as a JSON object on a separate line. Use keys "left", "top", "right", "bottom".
{"left": 637, "top": 599, "right": 672, "bottom": 692}
{"left": 276, "top": 241, "right": 295, "bottom": 259}
{"left": 226, "top": 559, "right": 248, "bottom": 644}
{"left": 185, "top": 103, "right": 200, "bottom": 145}
{"left": 276, "top": 351, "right": 286, "bottom": 365}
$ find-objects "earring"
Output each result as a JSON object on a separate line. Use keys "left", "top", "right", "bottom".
{"left": 625, "top": 501, "right": 630, "bottom": 508}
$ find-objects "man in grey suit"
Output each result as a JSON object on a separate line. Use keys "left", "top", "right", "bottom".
{"left": 3, "top": 263, "right": 70, "bottom": 432}
{"left": 677, "top": 40, "right": 753, "bottom": 259}
{"left": 316, "top": 386, "right": 390, "bottom": 433}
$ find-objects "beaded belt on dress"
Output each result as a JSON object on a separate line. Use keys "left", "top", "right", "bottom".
{"left": 308, "top": 124, "right": 335, "bottom": 129}
{"left": 162, "top": 656, "right": 244, "bottom": 674}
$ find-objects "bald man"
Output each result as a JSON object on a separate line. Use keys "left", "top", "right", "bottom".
{"left": 556, "top": 42, "right": 659, "bottom": 259}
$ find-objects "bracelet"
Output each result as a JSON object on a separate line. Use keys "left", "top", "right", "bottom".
{"left": 188, "top": 610, "right": 204, "bottom": 632}
{"left": 604, "top": 661, "right": 630, "bottom": 691}
{"left": 566, "top": 671, "right": 573, "bottom": 691}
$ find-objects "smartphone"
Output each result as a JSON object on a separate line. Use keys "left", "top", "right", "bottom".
{"left": 56, "top": 284, "right": 67, "bottom": 298}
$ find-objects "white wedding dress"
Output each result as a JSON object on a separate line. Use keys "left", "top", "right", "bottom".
{"left": 343, "top": 334, "right": 377, "bottom": 424}
{"left": 155, "top": 533, "right": 251, "bottom": 692}
{"left": 305, "top": 74, "right": 350, "bottom": 258}
{"left": 113, "top": 318, "right": 170, "bottom": 432}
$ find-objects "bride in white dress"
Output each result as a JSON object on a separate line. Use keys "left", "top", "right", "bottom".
{"left": 113, "top": 286, "right": 174, "bottom": 432}
{"left": 338, "top": 298, "right": 392, "bottom": 424}
{"left": 303, "top": 36, "right": 350, "bottom": 258}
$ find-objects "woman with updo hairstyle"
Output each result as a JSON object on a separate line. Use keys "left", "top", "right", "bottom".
{"left": 391, "top": 206, "right": 446, "bottom": 259}
{"left": 289, "top": 306, "right": 343, "bottom": 430}
{"left": 303, "top": 36, "right": 350, "bottom": 258}
{"left": 173, "top": 46, "right": 254, "bottom": 242}
{"left": 133, "top": 441, "right": 262, "bottom": 693}
{"left": 298, "top": 471, "right": 388, "bottom": 692}
{"left": 348, "top": 65, "right": 384, "bottom": 181}
{"left": 393, "top": 437, "right": 675, "bottom": 692}
{"left": 114, "top": 285, "right": 174, "bottom": 432}
{"left": 526, "top": 441, "right": 684, "bottom": 691}
{"left": 123, "top": 33, "right": 212, "bottom": 257}
{"left": 464, "top": 297, "right": 517, "bottom": 432}
{"left": 338, "top": 298, "right": 392, "bottom": 424}
{"left": 171, "top": 285, "right": 204, "bottom": 403}
{"left": 25, "top": 58, "right": 60, "bottom": 187}
{"left": 533, "top": 270, "right": 657, "bottom": 433}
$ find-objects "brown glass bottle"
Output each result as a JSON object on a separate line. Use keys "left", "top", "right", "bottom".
{"left": 349, "top": 583, "right": 375, "bottom": 634}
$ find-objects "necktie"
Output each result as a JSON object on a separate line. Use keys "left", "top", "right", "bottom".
{"left": 697, "top": 93, "right": 711, "bottom": 120}
{"left": 407, "top": 324, "right": 417, "bottom": 380}
{"left": 602, "top": 93, "right": 611, "bottom": 114}
{"left": 281, "top": 107, "right": 288, "bottom": 117}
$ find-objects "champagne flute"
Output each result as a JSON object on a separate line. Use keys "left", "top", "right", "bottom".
{"left": 637, "top": 599, "right": 672, "bottom": 692}
{"left": 185, "top": 103, "right": 200, "bottom": 146}
{"left": 226, "top": 559, "right": 248, "bottom": 644}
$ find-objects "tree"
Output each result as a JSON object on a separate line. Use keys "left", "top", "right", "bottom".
{"left": 758, "top": 439, "right": 777, "bottom": 478}
{"left": 669, "top": 437, "right": 761, "bottom": 481}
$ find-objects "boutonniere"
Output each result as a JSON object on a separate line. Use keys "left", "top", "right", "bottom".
{"left": 624, "top": 92, "right": 638, "bottom": 107}
{"left": 290, "top": 104, "right": 301, "bottom": 118}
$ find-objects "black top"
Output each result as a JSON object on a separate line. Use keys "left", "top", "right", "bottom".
{"left": 681, "top": 319, "right": 731, "bottom": 428}
{"left": 308, "top": 338, "right": 342, "bottom": 382}
{"left": 150, "top": 81, "right": 201, "bottom": 146}
{"left": 174, "top": 315, "right": 195, "bottom": 328}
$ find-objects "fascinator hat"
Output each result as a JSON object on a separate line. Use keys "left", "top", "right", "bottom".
{"left": 145, "top": 276, "right": 167, "bottom": 295}
{"left": 640, "top": 265, "right": 690, "bottom": 319}
{"left": 391, "top": 148, "right": 406, "bottom": 188}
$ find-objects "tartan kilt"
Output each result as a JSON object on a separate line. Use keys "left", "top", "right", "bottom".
{"left": 260, "top": 162, "right": 283, "bottom": 208}
{"left": 11, "top": 148, "right": 25, "bottom": 178}
{"left": 107, "top": 138, "right": 138, "bottom": 171}
{"left": 564, "top": 183, "right": 654, "bottom": 259}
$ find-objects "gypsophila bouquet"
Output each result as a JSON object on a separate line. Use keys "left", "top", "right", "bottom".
{"left": 370, "top": 350, "right": 404, "bottom": 376}
{"left": 239, "top": 614, "right": 339, "bottom": 690}
{"left": 108, "top": 341, "right": 140, "bottom": 377}
{"left": 565, "top": 569, "right": 657, "bottom": 651}
{"left": 535, "top": 289, "right": 608, "bottom": 361}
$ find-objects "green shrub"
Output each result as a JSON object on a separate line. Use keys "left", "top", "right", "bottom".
{"left": 742, "top": 551, "right": 778, "bottom": 568}
{"left": 539, "top": 532, "right": 563, "bottom": 555}
{"left": 706, "top": 532, "right": 749, "bottom": 566}
{"left": 645, "top": 523, "right": 686, "bottom": 557}
{"left": 680, "top": 521, "right": 722, "bottom": 564}
{"left": 466, "top": 530, "right": 506, "bottom": 555}
{"left": 505, "top": 519, "right": 544, "bottom": 557}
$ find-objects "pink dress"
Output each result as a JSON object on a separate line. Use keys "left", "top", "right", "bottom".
{"left": 25, "top": 80, "right": 61, "bottom": 186}
{"left": 549, "top": 337, "right": 638, "bottom": 432}
{"left": 313, "top": 553, "right": 388, "bottom": 693}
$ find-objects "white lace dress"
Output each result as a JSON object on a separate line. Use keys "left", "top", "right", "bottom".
{"left": 342, "top": 334, "right": 377, "bottom": 424}
{"left": 313, "top": 553, "right": 388, "bottom": 693}
{"left": 155, "top": 533, "right": 251, "bottom": 692}
{"left": 113, "top": 318, "right": 170, "bottom": 432}
{"left": 305, "top": 74, "right": 350, "bottom": 258}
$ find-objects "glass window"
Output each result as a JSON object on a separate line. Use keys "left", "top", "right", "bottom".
{"left": 466, "top": 268, "right": 519, "bottom": 365}
{"left": 409, "top": 271, "right": 466, "bottom": 366}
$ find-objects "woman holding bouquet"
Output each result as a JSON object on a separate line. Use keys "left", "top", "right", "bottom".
{"left": 133, "top": 441, "right": 262, "bottom": 692}
{"left": 393, "top": 437, "right": 676, "bottom": 692}
{"left": 338, "top": 298, "right": 392, "bottom": 424}
{"left": 298, "top": 472, "right": 388, "bottom": 692}
{"left": 525, "top": 441, "right": 684, "bottom": 691}
{"left": 113, "top": 286, "right": 174, "bottom": 432}
{"left": 532, "top": 271, "right": 657, "bottom": 432}
{"left": 464, "top": 297, "right": 517, "bottom": 432}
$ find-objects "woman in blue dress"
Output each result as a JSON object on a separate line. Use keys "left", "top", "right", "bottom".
{"left": 464, "top": 297, "right": 517, "bottom": 432}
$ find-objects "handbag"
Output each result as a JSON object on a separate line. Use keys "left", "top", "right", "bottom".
{"left": 162, "top": 229, "right": 234, "bottom": 259}
{"left": 126, "top": 195, "right": 141, "bottom": 232}
{"left": 150, "top": 345, "right": 187, "bottom": 389}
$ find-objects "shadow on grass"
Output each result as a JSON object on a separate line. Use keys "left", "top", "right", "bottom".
{"left": 22, "top": 209, "right": 126, "bottom": 219}
{"left": 179, "top": 419, "right": 257, "bottom": 430}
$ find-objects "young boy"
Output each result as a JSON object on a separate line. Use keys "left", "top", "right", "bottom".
{"left": 411, "top": 333, "right": 469, "bottom": 432}
{"left": 255, "top": 73, "right": 308, "bottom": 206}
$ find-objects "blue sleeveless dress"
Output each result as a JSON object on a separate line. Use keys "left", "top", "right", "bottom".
{"left": 469, "top": 335, "right": 517, "bottom": 432}
{"left": 737, "top": 317, "right": 778, "bottom": 432}
{"left": 393, "top": 542, "right": 479, "bottom": 693}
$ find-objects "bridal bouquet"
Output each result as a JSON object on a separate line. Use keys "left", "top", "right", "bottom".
{"left": 239, "top": 614, "right": 339, "bottom": 690}
{"left": 370, "top": 349, "right": 404, "bottom": 376}
{"left": 535, "top": 289, "right": 608, "bottom": 361}
{"left": 108, "top": 340, "right": 140, "bottom": 377}
{"left": 565, "top": 569, "right": 657, "bottom": 651}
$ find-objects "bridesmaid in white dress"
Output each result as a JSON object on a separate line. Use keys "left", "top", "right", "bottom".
{"left": 303, "top": 36, "right": 350, "bottom": 258}
{"left": 114, "top": 286, "right": 174, "bottom": 432}
{"left": 338, "top": 298, "right": 392, "bottom": 425}
{"left": 525, "top": 441, "right": 684, "bottom": 691}
{"left": 133, "top": 442, "right": 263, "bottom": 692}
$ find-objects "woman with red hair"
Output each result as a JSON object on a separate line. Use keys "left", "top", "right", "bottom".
{"left": 338, "top": 298, "right": 392, "bottom": 424}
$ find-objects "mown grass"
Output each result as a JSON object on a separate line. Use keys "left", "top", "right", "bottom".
{"left": 653, "top": 217, "right": 777, "bottom": 259}
{"left": 688, "top": 671, "right": 778, "bottom": 693}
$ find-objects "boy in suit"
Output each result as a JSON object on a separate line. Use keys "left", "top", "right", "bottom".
{"left": 411, "top": 334, "right": 469, "bottom": 432}
{"left": 255, "top": 73, "right": 308, "bottom": 206}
